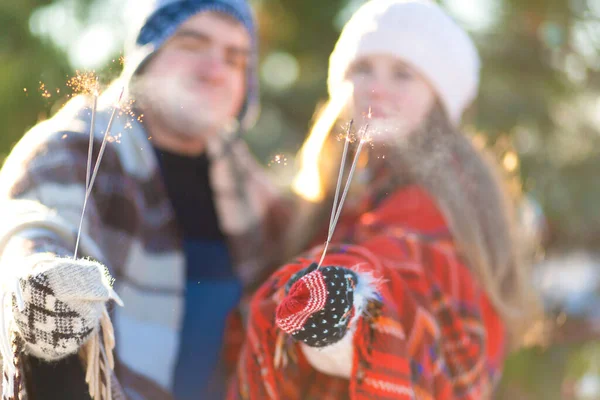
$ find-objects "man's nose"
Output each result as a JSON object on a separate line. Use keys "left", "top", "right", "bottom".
{"left": 197, "top": 49, "right": 227, "bottom": 83}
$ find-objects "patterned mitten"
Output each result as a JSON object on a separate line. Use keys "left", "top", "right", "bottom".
{"left": 11, "top": 254, "right": 121, "bottom": 360}
{"left": 275, "top": 263, "right": 361, "bottom": 347}
{"left": 275, "top": 263, "right": 381, "bottom": 378}
{"left": 0, "top": 253, "right": 123, "bottom": 399}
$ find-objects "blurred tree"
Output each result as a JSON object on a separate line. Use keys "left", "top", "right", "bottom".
{"left": 1, "top": 0, "right": 71, "bottom": 162}
{"left": 0, "top": 0, "right": 122, "bottom": 164}
{"left": 472, "top": 0, "right": 600, "bottom": 251}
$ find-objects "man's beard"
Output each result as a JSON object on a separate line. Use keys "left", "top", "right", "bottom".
{"left": 129, "top": 73, "right": 234, "bottom": 139}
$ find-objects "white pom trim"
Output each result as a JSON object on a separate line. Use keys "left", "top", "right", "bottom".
{"left": 348, "top": 266, "right": 384, "bottom": 331}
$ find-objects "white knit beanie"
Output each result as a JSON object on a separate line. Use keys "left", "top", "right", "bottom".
{"left": 328, "top": 0, "right": 480, "bottom": 125}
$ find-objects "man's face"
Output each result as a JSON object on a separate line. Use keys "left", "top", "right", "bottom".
{"left": 132, "top": 11, "right": 251, "bottom": 138}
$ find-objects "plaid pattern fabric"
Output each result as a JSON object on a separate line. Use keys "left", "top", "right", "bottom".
{"left": 0, "top": 92, "right": 288, "bottom": 398}
{"left": 229, "top": 186, "right": 507, "bottom": 400}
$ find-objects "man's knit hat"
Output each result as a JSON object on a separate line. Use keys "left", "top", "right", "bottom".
{"left": 275, "top": 264, "right": 359, "bottom": 348}
{"left": 328, "top": 0, "right": 480, "bottom": 125}
{"left": 122, "top": 0, "right": 259, "bottom": 129}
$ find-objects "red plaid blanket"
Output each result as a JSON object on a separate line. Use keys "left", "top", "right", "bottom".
{"left": 228, "top": 186, "right": 506, "bottom": 399}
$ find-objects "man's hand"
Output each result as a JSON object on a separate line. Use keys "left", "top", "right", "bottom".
{"left": 9, "top": 254, "right": 123, "bottom": 361}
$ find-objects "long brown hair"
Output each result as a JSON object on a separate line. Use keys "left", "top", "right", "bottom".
{"left": 286, "top": 93, "right": 542, "bottom": 348}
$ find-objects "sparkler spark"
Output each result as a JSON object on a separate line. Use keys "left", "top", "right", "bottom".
{"left": 33, "top": 71, "right": 101, "bottom": 103}
{"left": 336, "top": 132, "right": 358, "bottom": 143}
{"left": 268, "top": 154, "right": 288, "bottom": 167}
{"left": 118, "top": 98, "right": 143, "bottom": 124}
{"left": 39, "top": 82, "right": 51, "bottom": 98}
{"left": 335, "top": 110, "right": 376, "bottom": 144}
{"left": 336, "top": 121, "right": 359, "bottom": 143}
{"left": 106, "top": 133, "right": 122, "bottom": 144}
{"left": 66, "top": 70, "right": 99, "bottom": 96}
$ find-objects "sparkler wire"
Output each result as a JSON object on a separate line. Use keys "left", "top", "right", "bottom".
{"left": 317, "top": 122, "right": 370, "bottom": 268}
{"left": 73, "top": 87, "right": 124, "bottom": 259}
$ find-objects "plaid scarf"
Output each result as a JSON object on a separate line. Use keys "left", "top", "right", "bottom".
{"left": 229, "top": 185, "right": 507, "bottom": 399}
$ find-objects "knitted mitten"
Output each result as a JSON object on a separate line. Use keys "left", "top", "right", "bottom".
{"left": 276, "top": 263, "right": 359, "bottom": 347}
{"left": 0, "top": 253, "right": 123, "bottom": 399}
{"left": 274, "top": 263, "right": 381, "bottom": 378}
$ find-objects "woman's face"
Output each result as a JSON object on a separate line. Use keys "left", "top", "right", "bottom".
{"left": 347, "top": 54, "right": 437, "bottom": 139}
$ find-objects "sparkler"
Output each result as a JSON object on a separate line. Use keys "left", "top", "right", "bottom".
{"left": 73, "top": 86, "right": 125, "bottom": 259}
{"left": 33, "top": 70, "right": 133, "bottom": 259}
{"left": 66, "top": 70, "right": 100, "bottom": 95}
{"left": 317, "top": 110, "right": 372, "bottom": 268}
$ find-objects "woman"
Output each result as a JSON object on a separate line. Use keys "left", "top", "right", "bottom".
{"left": 229, "top": 1, "right": 541, "bottom": 398}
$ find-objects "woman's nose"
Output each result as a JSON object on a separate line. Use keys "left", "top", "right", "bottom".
{"left": 365, "top": 77, "right": 390, "bottom": 100}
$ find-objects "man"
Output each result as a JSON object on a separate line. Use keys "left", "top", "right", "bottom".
{"left": 0, "top": 0, "right": 288, "bottom": 398}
